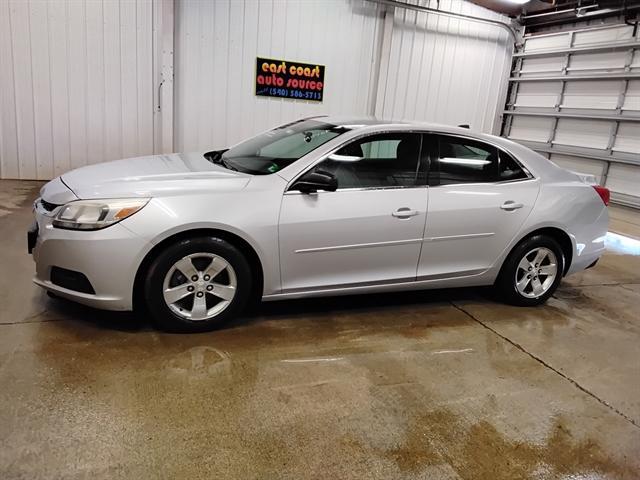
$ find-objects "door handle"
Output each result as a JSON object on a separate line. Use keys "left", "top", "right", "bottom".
{"left": 500, "top": 201, "right": 524, "bottom": 211}
{"left": 392, "top": 207, "right": 419, "bottom": 218}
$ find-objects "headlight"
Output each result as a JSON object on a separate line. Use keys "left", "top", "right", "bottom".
{"left": 52, "top": 198, "right": 149, "bottom": 230}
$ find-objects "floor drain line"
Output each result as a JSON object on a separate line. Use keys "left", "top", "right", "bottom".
{"left": 451, "top": 301, "right": 640, "bottom": 430}
{"left": 0, "top": 317, "right": 64, "bottom": 326}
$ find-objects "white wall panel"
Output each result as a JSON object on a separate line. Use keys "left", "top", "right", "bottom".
{"left": 568, "top": 51, "right": 629, "bottom": 74}
{"left": 573, "top": 24, "right": 637, "bottom": 46}
{"left": 373, "top": 0, "right": 511, "bottom": 133}
{"left": 0, "top": 0, "right": 155, "bottom": 180}
{"left": 509, "top": 116, "right": 552, "bottom": 143}
{"left": 514, "top": 82, "right": 557, "bottom": 108}
{"left": 522, "top": 33, "right": 566, "bottom": 52}
{"left": 519, "top": 56, "right": 565, "bottom": 76}
{"left": 549, "top": 154, "right": 605, "bottom": 184}
{"left": 631, "top": 50, "right": 640, "bottom": 70}
{"left": 607, "top": 164, "right": 640, "bottom": 198}
{"left": 0, "top": 0, "right": 19, "bottom": 179}
{"left": 49, "top": 0, "right": 72, "bottom": 177}
{"left": 613, "top": 123, "right": 640, "bottom": 155}
{"left": 562, "top": 81, "right": 619, "bottom": 110}
{"left": 8, "top": 0, "right": 38, "bottom": 179}
{"left": 553, "top": 119, "right": 611, "bottom": 150}
{"left": 624, "top": 81, "right": 640, "bottom": 112}
{"left": 29, "top": 0, "right": 55, "bottom": 179}
{"left": 174, "top": 0, "right": 384, "bottom": 152}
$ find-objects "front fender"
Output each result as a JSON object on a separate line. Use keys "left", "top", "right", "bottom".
{"left": 120, "top": 189, "right": 283, "bottom": 296}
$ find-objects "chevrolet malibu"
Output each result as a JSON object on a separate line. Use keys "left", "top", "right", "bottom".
{"left": 29, "top": 117, "right": 609, "bottom": 332}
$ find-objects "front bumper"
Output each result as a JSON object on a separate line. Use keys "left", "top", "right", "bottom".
{"left": 31, "top": 202, "right": 151, "bottom": 311}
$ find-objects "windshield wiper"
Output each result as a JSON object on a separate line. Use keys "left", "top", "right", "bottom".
{"left": 205, "top": 149, "right": 237, "bottom": 171}
{"left": 219, "top": 158, "right": 238, "bottom": 171}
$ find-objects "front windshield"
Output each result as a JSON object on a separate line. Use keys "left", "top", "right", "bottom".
{"left": 206, "top": 119, "right": 350, "bottom": 175}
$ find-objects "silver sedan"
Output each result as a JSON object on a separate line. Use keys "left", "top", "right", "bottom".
{"left": 29, "top": 117, "right": 609, "bottom": 332}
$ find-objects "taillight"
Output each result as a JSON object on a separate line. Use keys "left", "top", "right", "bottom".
{"left": 593, "top": 185, "right": 610, "bottom": 206}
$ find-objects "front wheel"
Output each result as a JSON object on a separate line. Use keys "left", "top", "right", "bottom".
{"left": 144, "top": 237, "right": 252, "bottom": 332}
{"left": 495, "top": 234, "right": 564, "bottom": 306}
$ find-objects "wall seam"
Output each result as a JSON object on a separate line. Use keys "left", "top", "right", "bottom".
{"left": 7, "top": 1, "right": 21, "bottom": 178}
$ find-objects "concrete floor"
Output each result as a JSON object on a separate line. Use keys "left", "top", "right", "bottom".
{"left": 1, "top": 179, "right": 639, "bottom": 480}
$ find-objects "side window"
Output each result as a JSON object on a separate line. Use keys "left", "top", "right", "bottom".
{"left": 499, "top": 150, "right": 528, "bottom": 181}
{"left": 435, "top": 136, "right": 499, "bottom": 185}
{"left": 309, "top": 133, "right": 422, "bottom": 189}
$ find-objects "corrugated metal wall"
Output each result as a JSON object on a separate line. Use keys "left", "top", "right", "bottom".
{"left": 0, "top": 0, "right": 155, "bottom": 180}
{"left": 503, "top": 21, "right": 640, "bottom": 207}
{"left": 374, "top": 0, "right": 512, "bottom": 133}
{"left": 174, "top": 0, "right": 385, "bottom": 152}
{"left": 174, "top": 0, "right": 513, "bottom": 153}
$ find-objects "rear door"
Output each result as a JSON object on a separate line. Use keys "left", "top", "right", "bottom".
{"left": 417, "top": 134, "right": 540, "bottom": 279}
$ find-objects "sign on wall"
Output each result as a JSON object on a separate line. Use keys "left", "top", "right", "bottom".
{"left": 255, "top": 57, "right": 325, "bottom": 102}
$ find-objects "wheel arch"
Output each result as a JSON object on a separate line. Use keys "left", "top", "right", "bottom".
{"left": 132, "top": 228, "right": 265, "bottom": 313}
{"left": 506, "top": 226, "right": 574, "bottom": 276}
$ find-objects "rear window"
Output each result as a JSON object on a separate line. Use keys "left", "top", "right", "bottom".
{"left": 433, "top": 135, "right": 528, "bottom": 185}
{"left": 499, "top": 150, "right": 529, "bottom": 181}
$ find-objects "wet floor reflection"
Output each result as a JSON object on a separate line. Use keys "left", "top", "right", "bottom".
{"left": 606, "top": 231, "right": 640, "bottom": 256}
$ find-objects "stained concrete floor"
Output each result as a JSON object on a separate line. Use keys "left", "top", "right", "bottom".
{"left": 0, "top": 179, "right": 639, "bottom": 480}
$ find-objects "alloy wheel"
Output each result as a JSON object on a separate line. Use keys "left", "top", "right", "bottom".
{"left": 514, "top": 247, "right": 558, "bottom": 299}
{"left": 162, "top": 253, "right": 237, "bottom": 321}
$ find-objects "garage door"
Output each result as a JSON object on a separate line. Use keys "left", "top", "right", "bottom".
{"left": 502, "top": 21, "right": 640, "bottom": 208}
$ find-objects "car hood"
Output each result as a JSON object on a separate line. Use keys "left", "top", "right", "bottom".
{"left": 57, "top": 152, "right": 251, "bottom": 200}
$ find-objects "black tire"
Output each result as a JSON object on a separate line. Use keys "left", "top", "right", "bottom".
{"left": 495, "top": 234, "right": 565, "bottom": 306}
{"left": 144, "top": 236, "right": 252, "bottom": 332}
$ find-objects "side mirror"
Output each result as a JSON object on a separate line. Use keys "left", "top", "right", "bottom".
{"left": 292, "top": 170, "right": 338, "bottom": 194}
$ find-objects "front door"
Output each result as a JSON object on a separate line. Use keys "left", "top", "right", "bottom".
{"left": 279, "top": 132, "right": 428, "bottom": 292}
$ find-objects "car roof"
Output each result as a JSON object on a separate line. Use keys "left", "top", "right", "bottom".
{"left": 310, "top": 114, "right": 503, "bottom": 140}
{"left": 310, "top": 114, "right": 519, "bottom": 152}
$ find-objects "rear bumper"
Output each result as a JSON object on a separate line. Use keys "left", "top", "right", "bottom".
{"left": 565, "top": 207, "right": 608, "bottom": 276}
{"left": 31, "top": 206, "right": 151, "bottom": 311}
{"left": 567, "top": 249, "right": 604, "bottom": 276}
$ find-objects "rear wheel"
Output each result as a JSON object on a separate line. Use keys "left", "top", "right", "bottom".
{"left": 495, "top": 234, "right": 564, "bottom": 306}
{"left": 144, "top": 237, "right": 252, "bottom": 332}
